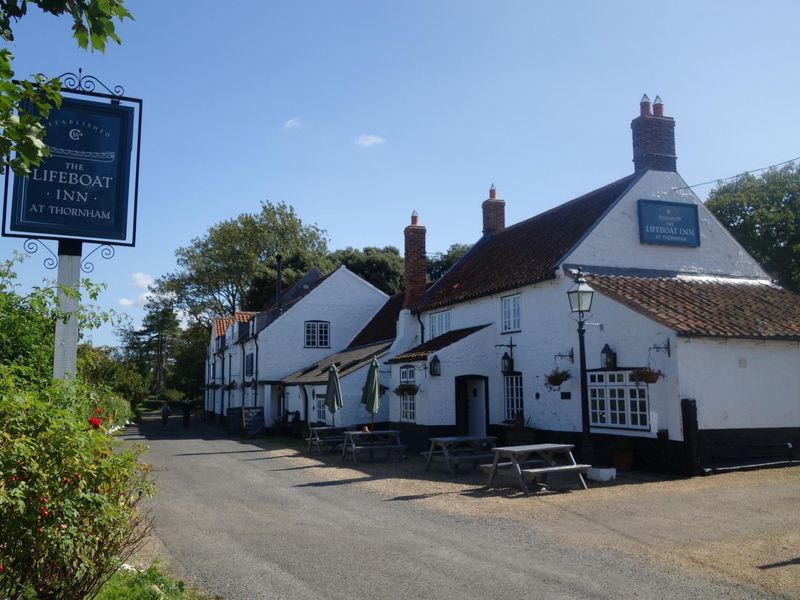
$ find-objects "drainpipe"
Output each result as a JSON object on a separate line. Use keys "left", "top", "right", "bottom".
{"left": 254, "top": 335, "right": 259, "bottom": 408}
{"left": 275, "top": 254, "right": 283, "bottom": 313}
{"left": 241, "top": 338, "right": 246, "bottom": 408}
{"left": 219, "top": 349, "right": 225, "bottom": 422}
{"left": 416, "top": 311, "right": 426, "bottom": 344}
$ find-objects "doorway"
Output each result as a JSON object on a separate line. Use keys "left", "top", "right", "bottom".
{"left": 454, "top": 375, "right": 488, "bottom": 437}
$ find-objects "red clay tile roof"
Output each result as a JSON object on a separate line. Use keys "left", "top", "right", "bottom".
{"left": 587, "top": 275, "right": 800, "bottom": 340}
{"left": 213, "top": 312, "right": 257, "bottom": 337}
{"left": 417, "top": 174, "right": 638, "bottom": 311}
{"left": 347, "top": 293, "right": 404, "bottom": 348}
{"left": 387, "top": 324, "right": 490, "bottom": 363}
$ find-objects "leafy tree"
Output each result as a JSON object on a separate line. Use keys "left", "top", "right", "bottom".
{"left": 428, "top": 243, "right": 472, "bottom": 281}
{"left": 0, "top": 0, "right": 131, "bottom": 175}
{"left": 706, "top": 164, "right": 800, "bottom": 292}
{"left": 77, "top": 344, "right": 147, "bottom": 406}
{"left": 242, "top": 249, "right": 329, "bottom": 311}
{"left": 328, "top": 246, "right": 404, "bottom": 295}
{"left": 166, "top": 322, "right": 210, "bottom": 399}
{"left": 157, "top": 201, "right": 329, "bottom": 325}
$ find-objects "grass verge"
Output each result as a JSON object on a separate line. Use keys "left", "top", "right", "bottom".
{"left": 96, "top": 563, "right": 217, "bottom": 600}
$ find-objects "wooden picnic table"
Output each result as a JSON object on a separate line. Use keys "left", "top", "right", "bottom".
{"left": 425, "top": 435, "right": 497, "bottom": 475}
{"left": 483, "top": 443, "right": 590, "bottom": 495}
{"left": 306, "top": 426, "right": 346, "bottom": 454}
{"left": 341, "top": 429, "right": 406, "bottom": 464}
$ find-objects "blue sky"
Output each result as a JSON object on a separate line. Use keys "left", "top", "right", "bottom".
{"left": 2, "top": 1, "right": 799, "bottom": 346}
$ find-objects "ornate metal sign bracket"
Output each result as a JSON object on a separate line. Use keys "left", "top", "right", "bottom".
{"left": 57, "top": 68, "right": 125, "bottom": 99}
{"left": 23, "top": 238, "right": 59, "bottom": 270}
{"left": 80, "top": 243, "right": 115, "bottom": 274}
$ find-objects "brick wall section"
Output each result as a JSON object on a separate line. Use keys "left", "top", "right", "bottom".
{"left": 404, "top": 213, "right": 427, "bottom": 308}
{"left": 482, "top": 194, "right": 505, "bottom": 236}
{"left": 631, "top": 112, "right": 677, "bottom": 172}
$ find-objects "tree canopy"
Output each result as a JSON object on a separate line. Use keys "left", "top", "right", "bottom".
{"left": 706, "top": 164, "right": 800, "bottom": 292}
{"left": 156, "top": 201, "right": 330, "bottom": 324}
{"left": 328, "top": 246, "right": 405, "bottom": 295}
{"left": 428, "top": 243, "right": 472, "bottom": 281}
{"left": 0, "top": 0, "right": 131, "bottom": 174}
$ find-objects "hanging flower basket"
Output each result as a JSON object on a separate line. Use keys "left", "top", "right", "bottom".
{"left": 208, "top": 382, "right": 220, "bottom": 390}
{"left": 630, "top": 367, "right": 662, "bottom": 384}
{"left": 544, "top": 367, "right": 571, "bottom": 391}
{"left": 240, "top": 380, "right": 253, "bottom": 390}
{"left": 393, "top": 383, "right": 419, "bottom": 396}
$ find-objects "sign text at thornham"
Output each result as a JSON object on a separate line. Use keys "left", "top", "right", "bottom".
{"left": 637, "top": 199, "right": 700, "bottom": 247}
{"left": 10, "top": 97, "right": 134, "bottom": 241}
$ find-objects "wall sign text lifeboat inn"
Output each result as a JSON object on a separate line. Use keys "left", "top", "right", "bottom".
{"left": 8, "top": 97, "right": 134, "bottom": 243}
{"left": 638, "top": 199, "right": 700, "bottom": 247}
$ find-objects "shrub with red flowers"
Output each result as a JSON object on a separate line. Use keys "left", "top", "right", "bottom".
{"left": 0, "top": 375, "right": 155, "bottom": 599}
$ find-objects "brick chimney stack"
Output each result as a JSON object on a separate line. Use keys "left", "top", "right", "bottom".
{"left": 482, "top": 184, "right": 505, "bottom": 236}
{"left": 404, "top": 210, "right": 427, "bottom": 308}
{"left": 631, "top": 94, "right": 676, "bottom": 173}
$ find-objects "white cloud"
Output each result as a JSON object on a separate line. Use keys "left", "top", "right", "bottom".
{"left": 284, "top": 118, "right": 303, "bottom": 129}
{"left": 130, "top": 272, "right": 154, "bottom": 289}
{"left": 117, "top": 291, "right": 152, "bottom": 309}
{"left": 356, "top": 134, "right": 385, "bottom": 147}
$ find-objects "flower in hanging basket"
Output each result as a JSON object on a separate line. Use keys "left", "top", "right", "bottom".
{"left": 392, "top": 382, "right": 419, "bottom": 396}
{"left": 630, "top": 367, "right": 662, "bottom": 384}
{"left": 544, "top": 367, "right": 571, "bottom": 391}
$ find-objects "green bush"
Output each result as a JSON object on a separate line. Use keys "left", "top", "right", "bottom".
{"left": 0, "top": 374, "right": 155, "bottom": 599}
{"left": 158, "top": 388, "right": 183, "bottom": 405}
{"left": 96, "top": 563, "right": 212, "bottom": 600}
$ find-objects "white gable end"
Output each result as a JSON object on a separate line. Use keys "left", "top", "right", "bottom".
{"left": 563, "top": 170, "right": 767, "bottom": 279}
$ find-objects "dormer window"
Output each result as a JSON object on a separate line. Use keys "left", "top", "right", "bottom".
{"left": 305, "top": 321, "right": 330, "bottom": 348}
{"left": 429, "top": 310, "right": 451, "bottom": 339}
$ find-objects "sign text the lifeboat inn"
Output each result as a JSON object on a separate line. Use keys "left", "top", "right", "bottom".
{"left": 10, "top": 97, "right": 134, "bottom": 242}
{"left": 638, "top": 199, "right": 700, "bottom": 247}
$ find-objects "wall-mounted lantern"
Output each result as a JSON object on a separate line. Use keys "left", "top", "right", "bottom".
{"left": 501, "top": 351, "right": 514, "bottom": 374}
{"left": 429, "top": 355, "right": 441, "bottom": 376}
{"left": 601, "top": 344, "right": 617, "bottom": 369}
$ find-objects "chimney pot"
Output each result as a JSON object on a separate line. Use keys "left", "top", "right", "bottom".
{"left": 482, "top": 186, "right": 505, "bottom": 236}
{"left": 489, "top": 184, "right": 496, "bottom": 199}
{"left": 653, "top": 95, "right": 664, "bottom": 117}
{"left": 640, "top": 94, "right": 652, "bottom": 116}
{"left": 411, "top": 210, "right": 419, "bottom": 226}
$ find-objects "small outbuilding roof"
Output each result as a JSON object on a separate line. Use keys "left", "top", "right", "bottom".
{"left": 282, "top": 341, "right": 393, "bottom": 385}
{"left": 588, "top": 275, "right": 800, "bottom": 340}
{"left": 213, "top": 312, "right": 258, "bottom": 337}
{"left": 416, "top": 174, "right": 639, "bottom": 311}
{"left": 387, "top": 324, "right": 490, "bottom": 363}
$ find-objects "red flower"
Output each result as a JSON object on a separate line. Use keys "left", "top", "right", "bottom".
{"left": 88, "top": 417, "right": 102, "bottom": 429}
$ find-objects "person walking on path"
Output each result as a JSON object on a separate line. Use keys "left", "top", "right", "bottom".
{"left": 182, "top": 397, "right": 192, "bottom": 427}
{"left": 161, "top": 401, "right": 171, "bottom": 428}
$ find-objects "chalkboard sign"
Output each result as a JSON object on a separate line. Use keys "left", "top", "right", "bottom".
{"left": 226, "top": 407, "right": 265, "bottom": 437}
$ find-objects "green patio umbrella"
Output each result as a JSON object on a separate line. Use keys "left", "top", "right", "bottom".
{"left": 324, "top": 364, "right": 343, "bottom": 426}
{"left": 360, "top": 357, "right": 381, "bottom": 429}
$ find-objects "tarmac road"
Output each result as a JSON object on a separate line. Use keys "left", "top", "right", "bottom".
{"left": 128, "top": 416, "right": 775, "bottom": 600}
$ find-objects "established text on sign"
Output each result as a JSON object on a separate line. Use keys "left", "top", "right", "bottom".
{"left": 638, "top": 199, "right": 700, "bottom": 247}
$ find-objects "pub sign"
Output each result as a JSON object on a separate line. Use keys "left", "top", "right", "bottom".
{"left": 638, "top": 199, "right": 700, "bottom": 247}
{"left": 9, "top": 96, "right": 134, "bottom": 242}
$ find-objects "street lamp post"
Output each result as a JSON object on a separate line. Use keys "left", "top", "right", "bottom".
{"left": 567, "top": 268, "right": 595, "bottom": 464}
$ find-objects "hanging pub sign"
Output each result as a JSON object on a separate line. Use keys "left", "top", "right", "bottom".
{"left": 638, "top": 199, "right": 700, "bottom": 247}
{"left": 7, "top": 96, "right": 135, "bottom": 243}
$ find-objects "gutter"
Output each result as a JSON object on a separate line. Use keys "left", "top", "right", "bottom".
{"left": 704, "top": 459, "right": 800, "bottom": 474}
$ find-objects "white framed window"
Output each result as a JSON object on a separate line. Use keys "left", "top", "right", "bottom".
{"left": 305, "top": 321, "right": 330, "bottom": 348}
{"left": 399, "top": 364, "right": 416, "bottom": 422}
{"left": 400, "top": 365, "right": 415, "bottom": 383}
{"left": 504, "top": 373, "right": 524, "bottom": 421}
{"left": 501, "top": 294, "right": 520, "bottom": 332}
{"left": 429, "top": 310, "right": 451, "bottom": 339}
{"left": 317, "top": 396, "right": 327, "bottom": 423}
{"left": 245, "top": 352, "right": 254, "bottom": 377}
{"left": 588, "top": 371, "right": 650, "bottom": 430}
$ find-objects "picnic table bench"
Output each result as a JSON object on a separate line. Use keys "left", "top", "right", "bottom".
{"left": 306, "top": 426, "right": 346, "bottom": 454}
{"left": 424, "top": 435, "right": 497, "bottom": 475}
{"left": 484, "top": 443, "right": 590, "bottom": 495}
{"left": 341, "top": 429, "right": 406, "bottom": 464}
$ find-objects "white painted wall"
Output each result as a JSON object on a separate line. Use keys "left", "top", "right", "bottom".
{"left": 677, "top": 338, "right": 800, "bottom": 431}
{"left": 564, "top": 170, "right": 767, "bottom": 278}
{"left": 256, "top": 267, "right": 388, "bottom": 382}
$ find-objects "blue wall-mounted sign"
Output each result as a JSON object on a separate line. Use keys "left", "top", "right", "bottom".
{"left": 9, "top": 96, "right": 134, "bottom": 241}
{"left": 638, "top": 199, "right": 700, "bottom": 247}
